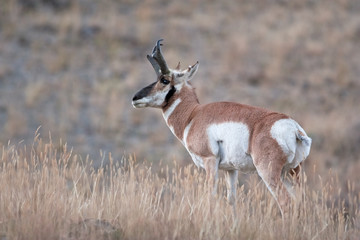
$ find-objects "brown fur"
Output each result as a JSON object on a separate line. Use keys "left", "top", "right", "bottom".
{"left": 163, "top": 85, "right": 289, "bottom": 158}
{"left": 162, "top": 84, "right": 297, "bottom": 217}
{"left": 163, "top": 85, "right": 199, "bottom": 140}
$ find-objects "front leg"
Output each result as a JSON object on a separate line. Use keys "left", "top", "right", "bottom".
{"left": 203, "top": 156, "right": 219, "bottom": 196}
{"left": 225, "top": 170, "right": 238, "bottom": 205}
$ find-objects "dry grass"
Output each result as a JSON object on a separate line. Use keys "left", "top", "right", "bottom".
{"left": 0, "top": 134, "right": 358, "bottom": 240}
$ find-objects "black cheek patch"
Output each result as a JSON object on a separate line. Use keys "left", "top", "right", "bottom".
{"left": 165, "top": 86, "right": 176, "bottom": 103}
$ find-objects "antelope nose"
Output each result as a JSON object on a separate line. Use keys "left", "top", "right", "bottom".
{"left": 132, "top": 94, "right": 141, "bottom": 101}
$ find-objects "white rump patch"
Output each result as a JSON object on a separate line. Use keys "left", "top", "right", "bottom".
{"left": 271, "top": 119, "right": 311, "bottom": 169}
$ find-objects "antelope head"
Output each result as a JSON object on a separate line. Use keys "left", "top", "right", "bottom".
{"left": 132, "top": 39, "right": 199, "bottom": 108}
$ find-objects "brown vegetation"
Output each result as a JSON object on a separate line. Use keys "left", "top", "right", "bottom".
{"left": 0, "top": 136, "right": 359, "bottom": 240}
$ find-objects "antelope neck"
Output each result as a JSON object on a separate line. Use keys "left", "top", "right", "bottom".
{"left": 162, "top": 86, "right": 199, "bottom": 140}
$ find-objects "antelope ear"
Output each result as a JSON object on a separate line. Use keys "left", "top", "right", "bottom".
{"left": 185, "top": 61, "right": 199, "bottom": 81}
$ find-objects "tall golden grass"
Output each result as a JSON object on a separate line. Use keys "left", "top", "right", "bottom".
{"left": 0, "top": 133, "right": 358, "bottom": 240}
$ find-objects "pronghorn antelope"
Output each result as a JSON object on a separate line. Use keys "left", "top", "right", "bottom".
{"left": 132, "top": 39, "right": 312, "bottom": 217}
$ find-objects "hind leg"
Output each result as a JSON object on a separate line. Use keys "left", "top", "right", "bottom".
{"left": 253, "top": 153, "right": 291, "bottom": 218}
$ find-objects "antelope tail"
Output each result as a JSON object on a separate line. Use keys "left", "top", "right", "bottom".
{"left": 296, "top": 130, "right": 312, "bottom": 146}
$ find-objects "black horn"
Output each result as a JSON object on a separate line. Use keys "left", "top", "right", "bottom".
{"left": 147, "top": 55, "right": 161, "bottom": 76}
{"left": 147, "top": 39, "right": 170, "bottom": 76}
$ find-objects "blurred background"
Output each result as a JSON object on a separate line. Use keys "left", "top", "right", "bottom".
{"left": 0, "top": 0, "right": 359, "bottom": 189}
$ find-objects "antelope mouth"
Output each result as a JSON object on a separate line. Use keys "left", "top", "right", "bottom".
{"left": 132, "top": 100, "right": 147, "bottom": 108}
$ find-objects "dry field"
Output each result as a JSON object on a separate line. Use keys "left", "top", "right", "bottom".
{"left": 0, "top": 0, "right": 359, "bottom": 239}
{"left": 0, "top": 135, "right": 359, "bottom": 240}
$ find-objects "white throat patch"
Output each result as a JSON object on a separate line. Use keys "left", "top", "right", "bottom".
{"left": 162, "top": 98, "right": 181, "bottom": 122}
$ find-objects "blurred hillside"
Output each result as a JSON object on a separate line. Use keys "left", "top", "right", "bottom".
{"left": 0, "top": 0, "right": 359, "bottom": 187}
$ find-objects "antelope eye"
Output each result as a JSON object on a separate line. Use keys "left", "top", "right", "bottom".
{"left": 160, "top": 77, "right": 170, "bottom": 85}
